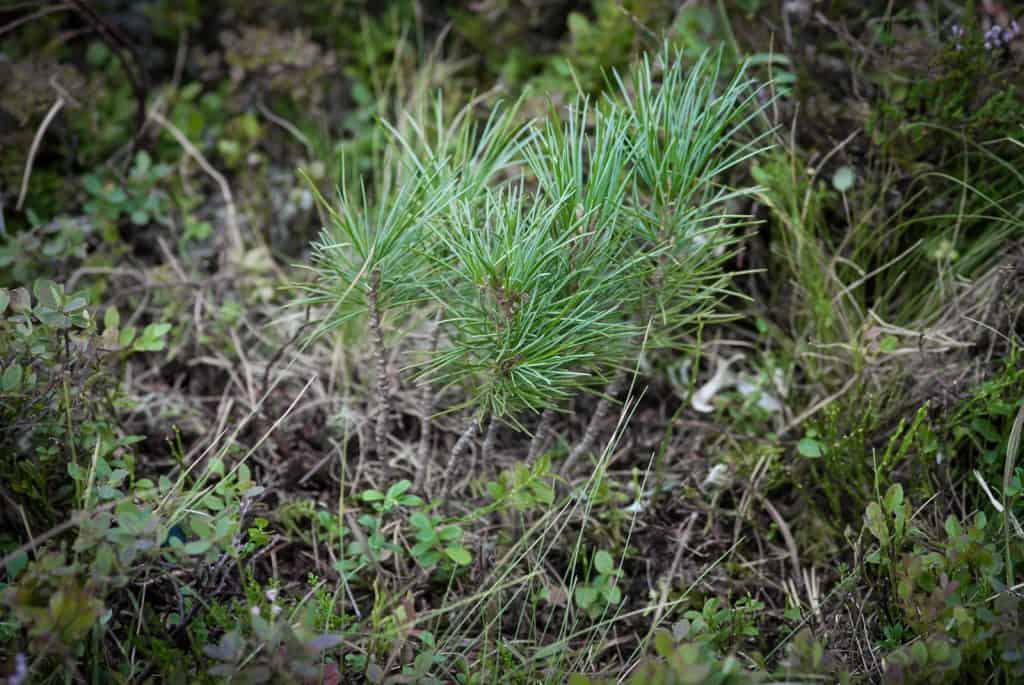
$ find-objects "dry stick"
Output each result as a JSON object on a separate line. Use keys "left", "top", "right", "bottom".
{"left": 455, "top": 415, "right": 496, "bottom": 493}
{"left": 443, "top": 417, "right": 480, "bottom": 485}
{"left": 480, "top": 414, "right": 498, "bottom": 464}
{"left": 527, "top": 407, "right": 555, "bottom": 462}
{"left": 648, "top": 511, "right": 700, "bottom": 628}
{"left": 756, "top": 492, "right": 803, "bottom": 590}
{"left": 16, "top": 97, "right": 65, "bottom": 210}
{"left": 0, "top": 4, "right": 72, "bottom": 39}
{"left": 366, "top": 269, "right": 391, "bottom": 457}
{"left": 260, "top": 306, "right": 312, "bottom": 399}
{"left": 560, "top": 372, "right": 626, "bottom": 476}
{"left": 147, "top": 109, "right": 243, "bottom": 256}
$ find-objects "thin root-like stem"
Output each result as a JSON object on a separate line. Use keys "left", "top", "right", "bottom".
{"left": 366, "top": 269, "right": 391, "bottom": 457}
{"left": 415, "top": 312, "right": 443, "bottom": 488}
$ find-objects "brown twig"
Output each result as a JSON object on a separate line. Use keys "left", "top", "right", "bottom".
{"left": 0, "top": 3, "right": 72, "bottom": 39}
{"left": 480, "top": 414, "right": 498, "bottom": 464}
{"left": 260, "top": 306, "right": 313, "bottom": 399}
{"left": 16, "top": 97, "right": 65, "bottom": 210}
{"left": 443, "top": 417, "right": 479, "bottom": 485}
{"left": 756, "top": 492, "right": 802, "bottom": 589}
{"left": 561, "top": 372, "right": 625, "bottom": 476}
{"left": 527, "top": 407, "right": 555, "bottom": 462}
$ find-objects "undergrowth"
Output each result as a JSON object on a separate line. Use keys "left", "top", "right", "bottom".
{"left": 0, "top": 2, "right": 1022, "bottom": 683}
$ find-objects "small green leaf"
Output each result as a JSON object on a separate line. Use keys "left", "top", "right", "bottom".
{"left": 2, "top": 364, "right": 23, "bottom": 391}
{"left": 884, "top": 484, "right": 904, "bottom": 513}
{"left": 104, "top": 307, "right": 120, "bottom": 331}
{"left": 653, "top": 629, "right": 675, "bottom": 659}
{"left": 574, "top": 586, "right": 597, "bottom": 609}
{"left": 797, "top": 437, "right": 822, "bottom": 458}
{"left": 5, "top": 551, "right": 28, "bottom": 581}
{"left": 120, "top": 326, "right": 137, "bottom": 347}
{"left": 438, "top": 525, "right": 463, "bottom": 542}
{"left": 865, "top": 502, "right": 888, "bottom": 545}
{"left": 63, "top": 296, "right": 88, "bottom": 313}
{"left": 879, "top": 335, "right": 899, "bottom": 354}
{"left": 133, "top": 322, "right": 172, "bottom": 352}
{"left": 593, "top": 550, "right": 614, "bottom": 575}
{"left": 387, "top": 480, "right": 412, "bottom": 499}
{"left": 412, "top": 650, "right": 434, "bottom": 676}
{"left": 409, "top": 512, "right": 431, "bottom": 530}
{"left": 191, "top": 518, "right": 212, "bottom": 538}
{"left": 832, "top": 165, "right": 855, "bottom": 193}
{"left": 444, "top": 546, "right": 472, "bottom": 566}
{"left": 184, "top": 540, "right": 211, "bottom": 555}
{"left": 419, "top": 550, "right": 441, "bottom": 567}
{"left": 33, "top": 278, "right": 61, "bottom": 308}
{"left": 0, "top": 289, "right": 9, "bottom": 313}
{"left": 361, "top": 490, "right": 384, "bottom": 502}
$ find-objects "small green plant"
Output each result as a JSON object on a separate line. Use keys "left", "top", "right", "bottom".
{"left": 202, "top": 599, "right": 344, "bottom": 683}
{"left": 408, "top": 512, "right": 472, "bottom": 569}
{"left": 82, "top": 151, "right": 172, "bottom": 242}
{"left": 683, "top": 595, "right": 765, "bottom": 654}
{"left": 361, "top": 479, "right": 423, "bottom": 514}
{"left": 573, "top": 628, "right": 761, "bottom": 685}
{"left": 0, "top": 280, "right": 157, "bottom": 527}
{"left": 573, "top": 549, "right": 623, "bottom": 619}
{"left": 865, "top": 483, "right": 911, "bottom": 574}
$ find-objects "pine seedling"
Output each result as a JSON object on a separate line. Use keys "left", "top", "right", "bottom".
{"left": 617, "top": 45, "right": 773, "bottom": 350}
{"left": 296, "top": 43, "right": 769, "bottom": 479}
{"left": 556, "top": 46, "right": 772, "bottom": 472}
{"left": 296, "top": 153, "right": 456, "bottom": 455}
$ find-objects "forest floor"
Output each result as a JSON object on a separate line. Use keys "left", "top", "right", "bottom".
{"left": 1, "top": 1, "right": 1023, "bottom": 683}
